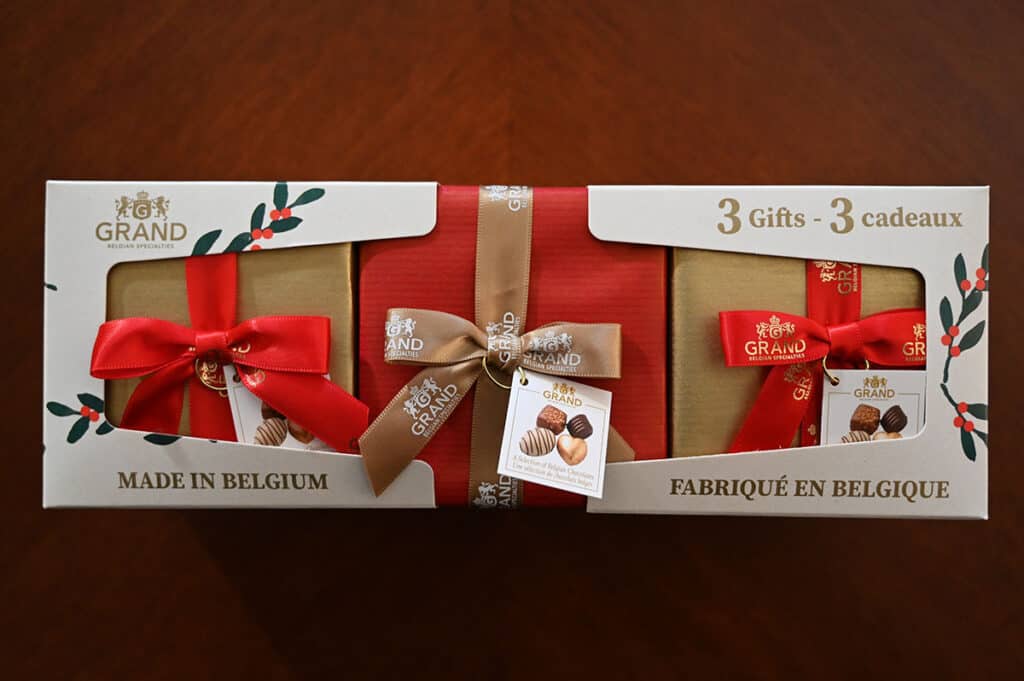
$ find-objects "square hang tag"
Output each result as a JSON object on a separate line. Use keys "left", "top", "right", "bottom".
{"left": 820, "top": 369, "right": 926, "bottom": 445}
{"left": 497, "top": 369, "right": 612, "bottom": 498}
{"left": 222, "top": 365, "right": 335, "bottom": 452}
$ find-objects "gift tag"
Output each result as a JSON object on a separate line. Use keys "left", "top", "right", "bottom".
{"left": 497, "top": 369, "right": 611, "bottom": 498}
{"left": 222, "top": 365, "right": 335, "bottom": 452}
{"left": 820, "top": 369, "right": 926, "bottom": 444}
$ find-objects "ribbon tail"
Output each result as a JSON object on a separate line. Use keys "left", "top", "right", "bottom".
{"left": 728, "top": 364, "right": 813, "bottom": 453}
{"left": 118, "top": 358, "right": 194, "bottom": 434}
{"left": 359, "top": 362, "right": 481, "bottom": 496}
{"left": 467, "top": 374, "right": 520, "bottom": 505}
{"left": 189, "top": 374, "right": 238, "bottom": 441}
{"left": 245, "top": 371, "right": 369, "bottom": 454}
{"left": 799, "top": 363, "right": 825, "bottom": 446}
{"left": 607, "top": 426, "right": 636, "bottom": 463}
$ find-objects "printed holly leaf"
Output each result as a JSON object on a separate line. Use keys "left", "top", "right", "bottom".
{"left": 958, "top": 321, "right": 985, "bottom": 352}
{"left": 273, "top": 182, "right": 288, "bottom": 210}
{"left": 954, "top": 253, "right": 967, "bottom": 288}
{"left": 44, "top": 282, "right": 57, "bottom": 291}
{"left": 46, "top": 401, "right": 76, "bottom": 417}
{"left": 960, "top": 428, "right": 976, "bottom": 461}
{"left": 96, "top": 421, "right": 114, "bottom": 435}
{"left": 144, "top": 433, "right": 181, "bottom": 445}
{"left": 270, "top": 217, "right": 302, "bottom": 233}
{"left": 939, "top": 297, "right": 953, "bottom": 330}
{"left": 77, "top": 393, "right": 104, "bottom": 412}
{"left": 288, "top": 188, "right": 325, "bottom": 208}
{"left": 962, "top": 289, "right": 982, "bottom": 317}
{"left": 966, "top": 403, "right": 987, "bottom": 420}
{"left": 224, "top": 232, "right": 254, "bottom": 253}
{"left": 67, "top": 417, "right": 90, "bottom": 443}
{"left": 976, "top": 431, "right": 988, "bottom": 446}
{"left": 191, "top": 229, "right": 222, "bottom": 256}
{"left": 250, "top": 203, "right": 266, "bottom": 232}
{"left": 981, "top": 243, "right": 989, "bottom": 271}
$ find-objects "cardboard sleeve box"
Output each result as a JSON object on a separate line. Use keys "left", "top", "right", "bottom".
{"left": 671, "top": 249, "right": 924, "bottom": 456}
{"left": 104, "top": 245, "right": 356, "bottom": 433}
{"left": 359, "top": 186, "right": 669, "bottom": 507}
{"left": 42, "top": 182, "right": 987, "bottom": 516}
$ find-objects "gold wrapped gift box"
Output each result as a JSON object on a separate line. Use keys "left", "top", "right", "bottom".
{"left": 104, "top": 245, "right": 355, "bottom": 432}
{"left": 671, "top": 250, "right": 924, "bottom": 457}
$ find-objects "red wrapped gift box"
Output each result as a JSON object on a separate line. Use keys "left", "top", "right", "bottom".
{"left": 358, "top": 186, "right": 667, "bottom": 507}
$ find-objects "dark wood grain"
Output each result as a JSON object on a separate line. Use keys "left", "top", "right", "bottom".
{"left": 3, "top": 1, "right": 1020, "bottom": 679}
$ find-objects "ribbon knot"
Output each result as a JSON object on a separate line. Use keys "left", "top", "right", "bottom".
{"left": 486, "top": 332, "right": 522, "bottom": 372}
{"left": 90, "top": 253, "right": 368, "bottom": 449}
{"left": 194, "top": 329, "right": 229, "bottom": 357}
{"left": 825, "top": 320, "right": 863, "bottom": 361}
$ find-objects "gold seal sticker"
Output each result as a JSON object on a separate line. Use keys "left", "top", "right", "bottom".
{"left": 195, "top": 354, "right": 228, "bottom": 396}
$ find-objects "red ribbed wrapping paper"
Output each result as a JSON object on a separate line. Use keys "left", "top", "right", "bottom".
{"left": 358, "top": 186, "right": 667, "bottom": 507}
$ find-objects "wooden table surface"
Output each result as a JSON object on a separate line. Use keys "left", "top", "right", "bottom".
{"left": 3, "top": 2, "right": 1020, "bottom": 678}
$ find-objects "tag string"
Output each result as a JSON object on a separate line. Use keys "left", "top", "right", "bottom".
{"left": 480, "top": 357, "right": 528, "bottom": 389}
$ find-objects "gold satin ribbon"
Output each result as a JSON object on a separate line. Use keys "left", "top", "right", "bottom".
{"left": 359, "top": 186, "right": 635, "bottom": 504}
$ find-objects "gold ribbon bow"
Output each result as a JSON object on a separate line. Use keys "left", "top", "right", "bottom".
{"left": 359, "top": 186, "right": 635, "bottom": 503}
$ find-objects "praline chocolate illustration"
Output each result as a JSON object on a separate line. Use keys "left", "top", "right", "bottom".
{"left": 556, "top": 434, "right": 588, "bottom": 466}
{"left": 881, "top": 405, "right": 908, "bottom": 433}
{"left": 843, "top": 402, "right": 909, "bottom": 444}
{"left": 850, "top": 404, "right": 881, "bottom": 433}
{"left": 536, "top": 405, "right": 567, "bottom": 433}
{"left": 519, "top": 427, "right": 557, "bottom": 456}
{"left": 254, "top": 417, "right": 288, "bottom": 446}
{"left": 841, "top": 430, "right": 871, "bottom": 443}
{"left": 567, "top": 414, "right": 593, "bottom": 439}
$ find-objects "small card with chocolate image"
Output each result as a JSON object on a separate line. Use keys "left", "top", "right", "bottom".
{"left": 497, "top": 369, "right": 611, "bottom": 498}
{"left": 223, "top": 365, "right": 334, "bottom": 452}
{"left": 820, "top": 369, "right": 926, "bottom": 445}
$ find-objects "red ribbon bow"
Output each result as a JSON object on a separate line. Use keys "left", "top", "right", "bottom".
{"left": 90, "top": 254, "right": 368, "bottom": 450}
{"left": 719, "top": 309, "right": 927, "bottom": 369}
{"left": 718, "top": 305, "right": 925, "bottom": 452}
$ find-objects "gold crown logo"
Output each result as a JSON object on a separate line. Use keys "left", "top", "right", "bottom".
{"left": 756, "top": 315, "right": 796, "bottom": 340}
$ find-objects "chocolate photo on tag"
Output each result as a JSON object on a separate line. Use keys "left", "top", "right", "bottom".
{"left": 821, "top": 369, "right": 925, "bottom": 446}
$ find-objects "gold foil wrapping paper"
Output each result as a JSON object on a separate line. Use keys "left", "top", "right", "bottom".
{"left": 104, "top": 245, "right": 355, "bottom": 432}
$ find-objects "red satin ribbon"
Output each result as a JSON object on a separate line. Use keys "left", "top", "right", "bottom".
{"left": 719, "top": 309, "right": 926, "bottom": 368}
{"left": 90, "top": 253, "right": 368, "bottom": 451}
{"left": 719, "top": 261, "right": 925, "bottom": 453}
{"left": 801, "top": 261, "right": 861, "bottom": 445}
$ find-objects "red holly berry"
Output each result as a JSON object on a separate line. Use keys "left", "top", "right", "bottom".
{"left": 80, "top": 405, "right": 90, "bottom": 416}
{"left": 964, "top": 421, "right": 975, "bottom": 433}
{"left": 940, "top": 335, "right": 951, "bottom": 346}
{"left": 951, "top": 346, "right": 961, "bottom": 357}
{"left": 281, "top": 207, "right": 292, "bottom": 218}
{"left": 976, "top": 268, "right": 986, "bottom": 279}
{"left": 269, "top": 209, "right": 281, "bottom": 220}
{"left": 976, "top": 280, "right": 986, "bottom": 291}
{"left": 251, "top": 244, "right": 262, "bottom": 251}
{"left": 948, "top": 325, "right": 959, "bottom": 337}
{"left": 960, "top": 279, "right": 972, "bottom": 291}
{"left": 957, "top": 402, "right": 968, "bottom": 413}
{"left": 88, "top": 410, "right": 99, "bottom": 422}
{"left": 262, "top": 228, "right": 274, "bottom": 239}
{"left": 953, "top": 416, "right": 964, "bottom": 428}
{"left": 251, "top": 229, "right": 262, "bottom": 239}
